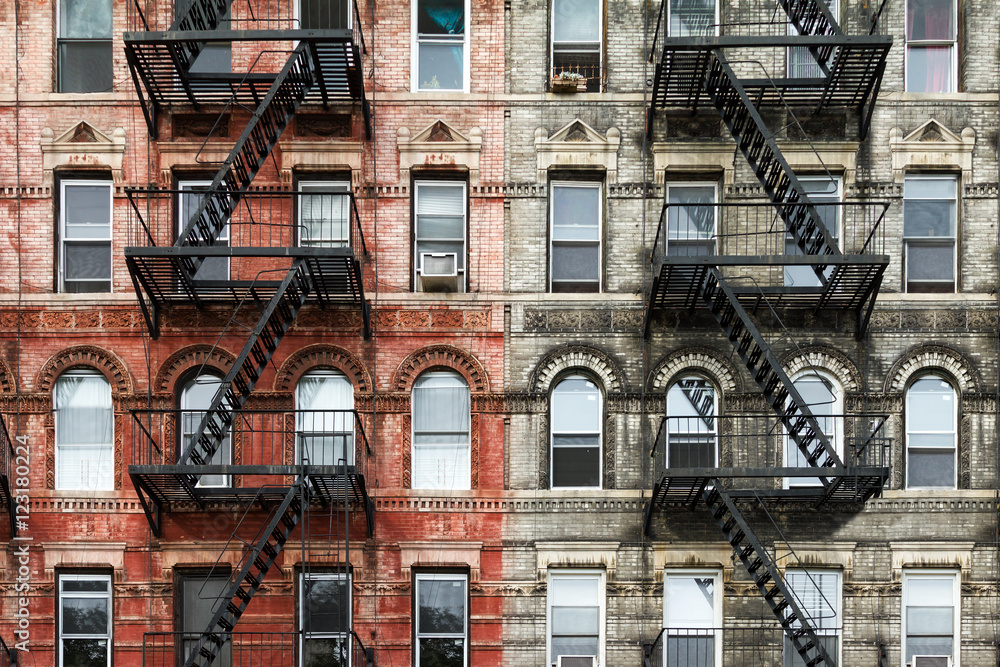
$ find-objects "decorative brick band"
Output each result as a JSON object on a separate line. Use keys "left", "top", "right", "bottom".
{"left": 649, "top": 347, "right": 740, "bottom": 394}
{"left": 391, "top": 345, "right": 489, "bottom": 393}
{"left": 779, "top": 346, "right": 863, "bottom": 392}
{"left": 529, "top": 345, "right": 625, "bottom": 394}
{"left": 36, "top": 345, "right": 132, "bottom": 393}
{"left": 274, "top": 344, "right": 372, "bottom": 393}
{"left": 153, "top": 344, "right": 237, "bottom": 394}
{"left": 885, "top": 344, "right": 980, "bottom": 393}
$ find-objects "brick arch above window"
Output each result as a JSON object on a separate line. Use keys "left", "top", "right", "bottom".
{"left": 274, "top": 344, "right": 371, "bottom": 393}
{"left": 37, "top": 345, "right": 132, "bottom": 394}
{"left": 779, "top": 346, "right": 862, "bottom": 393}
{"left": 530, "top": 345, "right": 625, "bottom": 394}
{"left": 392, "top": 345, "right": 489, "bottom": 393}
{"left": 153, "top": 345, "right": 237, "bottom": 395}
{"left": 649, "top": 347, "right": 740, "bottom": 394}
{"left": 886, "top": 345, "right": 980, "bottom": 394}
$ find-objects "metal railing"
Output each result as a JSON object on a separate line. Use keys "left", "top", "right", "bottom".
{"left": 650, "top": 413, "right": 891, "bottom": 476}
{"left": 644, "top": 626, "right": 840, "bottom": 667}
{"left": 140, "top": 630, "right": 373, "bottom": 667}
{"left": 0, "top": 636, "right": 16, "bottom": 667}
{"left": 128, "top": 408, "right": 372, "bottom": 481}
{"left": 0, "top": 413, "right": 15, "bottom": 536}
{"left": 651, "top": 202, "right": 888, "bottom": 267}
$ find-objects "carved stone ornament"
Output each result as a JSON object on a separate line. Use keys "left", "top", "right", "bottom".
{"left": 41, "top": 121, "right": 126, "bottom": 186}
{"left": 535, "top": 120, "right": 620, "bottom": 183}
{"left": 889, "top": 119, "right": 975, "bottom": 183}
{"left": 397, "top": 120, "right": 483, "bottom": 184}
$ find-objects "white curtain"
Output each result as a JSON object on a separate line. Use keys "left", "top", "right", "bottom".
{"left": 297, "top": 371, "right": 354, "bottom": 466}
{"left": 413, "top": 372, "right": 470, "bottom": 489}
{"left": 55, "top": 371, "right": 113, "bottom": 490}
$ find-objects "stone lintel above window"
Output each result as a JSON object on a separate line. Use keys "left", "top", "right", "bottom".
{"left": 535, "top": 120, "right": 620, "bottom": 183}
{"left": 890, "top": 119, "right": 975, "bottom": 183}
{"left": 536, "top": 541, "right": 618, "bottom": 578}
{"left": 398, "top": 120, "right": 483, "bottom": 185}
{"left": 41, "top": 121, "right": 126, "bottom": 186}
{"left": 399, "top": 541, "right": 483, "bottom": 581}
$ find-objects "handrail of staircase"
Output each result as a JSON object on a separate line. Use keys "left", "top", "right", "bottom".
{"left": 353, "top": 0, "right": 367, "bottom": 55}
{"left": 648, "top": 0, "right": 666, "bottom": 63}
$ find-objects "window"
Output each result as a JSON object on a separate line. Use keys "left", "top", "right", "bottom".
{"left": 550, "top": 182, "right": 602, "bottom": 292}
{"left": 179, "top": 180, "right": 230, "bottom": 282}
{"left": 296, "top": 370, "right": 355, "bottom": 467}
{"left": 906, "top": 375, "right": 957, "bottom": 489}
{"left": 412, "top": 0, "right": 469, "bottom": 91}
{"left": 788, "top": 0, "right": 838, "bottom": 78}
{"left": 414, "top": 181, "right": 467, "bottom": 292}
{"left": 59, "top": 180, "right": 112, "bottom": 293}
{"left": 785, "top": 371, "right": 842, "bottom": 488}
{"left": 415, "top": 573, "right": 468, "bottom": 666}
{"left": 903, "top": 570, "right": 959, "bottom": 666}
{"left": 785, "top": 176, "right": 841, "bottom": 287}
{"left": 55, "top": 369, "right": 113, "bottom": 490}
{"left": 667, "top": 0, "right": 717, "bottom": 36}
{"left": 666, "top": 376, "right": 717, "bottom": 468}
{"left": 663, "top": 571, "right": 721, "bottom": 667}
{"left": 58, "top": 573, "right": 112, "bottom": 667}
{"left": 299, "top": 0, "right": 351, "bottom": 29}
{"left": 547, "top": 570, "right": 604, "bottom": 666}
{"left": 783, "top": 570, "right": 840, "bottom": 667}
{"left": 550, "top": 375, "right": 602, "bottom": 488}
{"left": 177, "top": 3, "right": 232, "bottom": 74}
{"left": 180, "top": 373, "right": 231, "bottom": 488}
{"left": 301, "top": 572, "right": 351, "bottom": 666}
{"left": 179, "top": 572, "right": 232, "bottom": 667}
{"left": 665, "top": 183, "right": 717, "bottom": 257}
{"left": 905, "top": 0, "right": 957, "bottom": 93}
{"left": 904, "top": 176, "right": 957, "bottom": 293}
{"left": 551, "top": 0, "right": 602, "bottom": 92}
{"left": 57, "top": 0, "right": 113, "bottom": 92}
{"left": 412, "top": 371, "right": 470, "bottom": 489}
{"left": 299, "top": 181, "right": 352, "bottom": 248}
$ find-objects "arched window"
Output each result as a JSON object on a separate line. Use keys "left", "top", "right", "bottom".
{"left": 296, "top": 369, "right": 355, "bottom": 467}
{"left": 55, "top": 368, "right": 113, "bottom": 490}
{"left": 666, "top": 375, "right": 718, "bottom": 468}
{"left": 906, "top": 374, "right": 957, "bottom": 489}
{"left": 412, "top": 371, "right": 470, "bottom": 489}
{"left": 180, "top": 373, "right": 230, "bottom": 488}
{"left": 785, "top": 371, "right": 842, "bottom": 488}
{"left": 550, "top": 374, "right": 602, "bottom": 488}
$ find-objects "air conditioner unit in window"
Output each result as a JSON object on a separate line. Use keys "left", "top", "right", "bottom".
{"left": 418, "top": 252, "right": 459, "bottom": 292}
{"left": 557, "top": 656, "right": 597, "bottom": 667}
{"left": 912, "top": 657, "right": 952, "bottom": 667}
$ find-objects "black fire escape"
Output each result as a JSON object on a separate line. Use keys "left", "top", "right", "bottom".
{"left": 122, "top": 0, "right": 374, "bottom": 664}
{"left": 0, "top": 412, "right": 15, "bottom": 538}
{"left": 642, "top": 1, "right": 891, "bottom": 665}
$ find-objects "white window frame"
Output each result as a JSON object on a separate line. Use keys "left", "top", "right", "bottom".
{"left": 178, "top": 180, "right": 230, "bottom": 281}
{"left": 59, "top": 573, "right": 113, "bottom": 667}
{"left": 411, "top": 0, "right": 471, "bottom": 92}
{"left": 56, "top": 0, "right": 113, "bottom": 93}
{"left": 666, "top": 0, "right": 719, "bottom": 37}
{"left": 411, "top": 370, "right": 471, "bottom": 490}
{"left": 787, "top": 0, "right": 839, "bottom": 78}
{"left": 904, "top": 0, "right": 958, "bottom": 93}
{"left": 298, "top": 180, "right": 352, "bottom": 248}
{"left": 902, "top": 570, "right": 960, "bottom": 667}
{"left": 296, "top": 369, "right": 355, "bottom": 467}
{"left": 59, "top": 179, "right": 113, "bottom": 293}
{"left": 414, "top": 180, "right": 467, "bottom": 293}
{"left": 550, "top": 374, "right": 603, "bottom": 490}
{"left": 300, "top": 571, "right": 352, "bottom": 666}
{"left": 784, "top": 370, "right": 843, "bottom": 489}
{"left": 549, "top": 181, "right": 603, "bottom": 293}
{"left": 785, "top": 175, "right": 842, "bottom": 287}
{"left": 55, "top": 368, "right": 114, "bottom": 491}
{"left": 666, "top": 375, "right": 719, "bottom": 469}
{"left": 903, "top": 175, "right": 958, "bottom": 293}
{"left": 783, "top": 569, "right": 841, "bottom": 667}
{"left": 550, "top": 0, "right": 603, "bottom": 89}
{"left": 905, "top": 374, "right": 958, "bottom": 490}
{"left": 414, "top": 572, "right": 469, "bottom": 666}
{"left": 180, "top": 373, "right": 232, "bottom": 489}
{"left": 664, "top": 182, "right": 718, "bottom": 258}
{"left": 663, "top": 569, "right": 722, "bottom": 667}
{"left": 547, "top": 569, "right": 605, "bottom": 667}
{"left": 295, "top": 0, "right": 353, "bottom": 29}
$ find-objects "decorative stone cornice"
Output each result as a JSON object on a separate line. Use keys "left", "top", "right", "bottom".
{"left": 397, "top": 120, "right": 483, "bottom": 184}
{"left": 41, "top": 121, "right": 127, "bottom": 185}
{"left": 535, "top": 120, "right": 620, "bottom": 183}
{"left": 889, "top": 120, "right": 975, "bottom": 183}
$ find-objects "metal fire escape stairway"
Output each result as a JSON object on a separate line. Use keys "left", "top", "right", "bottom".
{"left": 644, "top": 3, "right": 892, "bottom": 664}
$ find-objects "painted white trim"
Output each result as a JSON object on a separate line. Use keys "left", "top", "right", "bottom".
{"left": 663, "top": 568, "right": 722, "bottom": 667}
{"left": 903, "top": 0, "right": 958, "bottom": 93}
{"left": 549, "top": 181, "right": 603, "bottom": 293}
{"left": 550, "top": 374, "right": 604, "bottom": 490}
{"left": 411, "top": 0, "right": 471, "bottom": 93}
{"left": 902, "top": 569, "right": 961, "bottom": 667}
{"left": 905, "top": 374, "right": 958, "bottom": 490}
{"left": 59, "top": 179, "right": 113, "bottom": 293}
{"left": 415, "top": 572, "right": 469, "bottom": 666}
{"left": 547, "top": 569, "right": 606, "bottom": 667}
{"left": 58, "top": 573, "right": 113, "bottom": 667}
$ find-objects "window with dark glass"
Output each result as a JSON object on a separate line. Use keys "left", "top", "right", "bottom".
{"left": 301, "top": 0, "right": 350, "bottom": 30}
{"left": 176, "top": 1, "right": 232, "bottom": 74}
{"left": 301, "top": 572, "right": 351, "bottom": 667}
{"left": 906, "top": 0, "right": 956, "bottom": 93}
{"left": 666, "top": 376, "right": 717, "bottom": 468}
{"left": 178, "top": 180, "right": 230, "bottom": 282}
{"left": 415, "top": 573, "right": 468, "bottom": 666}
{"left": 58, "top": 0, "right": 113, "bottom": 92}
{"left": 60, "top": 180, "right": 112, "bottom": 293}
{"left": 903, "top": 176, "right": 957, "bottom": 293}
{"left": 414, "top": 0, "right": 468, "bottom": 91}
{"left": 551, "top": 0, "right": 602, "bottom": 91}
{"left": 550, "top": 375, "right": 601, "bottom": 488}
{"left": 550, "top": 182, "right": 601, "bottom": 292}
{"left": 58, "top": 573, "right": 112, "bottom": 667}
{"left": 667, "top": 0, "right": 716, "bottom": 37}
{"left": 179, "top": 573, "right": 232, "bottom": 667}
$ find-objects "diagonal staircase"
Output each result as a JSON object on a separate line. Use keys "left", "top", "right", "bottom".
{"left": 779, "top": 0, "right": 842, "bottom": 77}
{"left": 184, "top": 484, "right": 305, "bottom": 667}
{"left": 704, "top": 482, "right": 836, "bottom": 667}
{"left": 167, "top": 0, "right": 233, "bottom": 75}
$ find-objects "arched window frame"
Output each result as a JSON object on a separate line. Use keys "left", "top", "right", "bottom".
{"left": 178, "top": 370, "right": 231, "bottom": 488}
{"left": 411, "top": 369, "right": 471, "bottom": 490}
{"left": 295, "top": 369, "right": 356, "bottom": 468}
{"left": 665, "top": 373, "right": 719, "bottom": 469}
{"left": 54, "top": 367, "right": 114, "bottom": 491}
{"left": 785, "top": 369, "right": 843, "bottom": 489}
{"left": 550, "top": 372, "right": 603, "bottom": 489}
{"left": 905, "top": 373, "right": 958, "bottom": 490}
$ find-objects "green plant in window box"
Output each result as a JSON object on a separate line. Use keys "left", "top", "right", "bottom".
{"left": 552, "top": 71, "right": 587, "bottom": 93}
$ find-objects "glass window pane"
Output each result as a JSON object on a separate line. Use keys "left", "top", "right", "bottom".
{"left": 551, "top": 636, "right": 600, "bottom": 659}
{"left": 62, "top": 598, "right": 109, "bottom": 635}
{"left": 56, "top": 372, "right": 112, "bottom": 446}
{"left": 668, "top": 636, "right": 715, "bottom": 667}
{"left": 906, "top": 244, "right": 955, "bottom": 282}
{"left": 65, "top": 243, "right": 112, "bottom": 285}
{"left": 550, "top": 576, "right": 599, "bottom": 604}
{"left": 413, "top": 444, "right": 470, "bottom": 488}
{"left": 302, "top": 0, "right": 349, "bottom": 29}
{"left": 418, "top": 215, "right": 465, "bottom": 240}
{"left": 417, "top": 185, "right": 464, "bottom": 215}
{"left": 908, "top": 578, "right": 955, "bottom": 605}
{"left": 906, "top": 46, "right": 954, "bottom": 93}
{"left": 668, "top": 379, "right": 716, "bottom": 421}
{"left": 553, "top": 0, "right": 600, "bottom": 42}
{"left": 63, "top": 579, "right": 109, "bottom": 593}
{"left": 904, "top": 178, "right": 957, "bottom": 200}
{"left": 64, "top": 185, "right": 111, "bottom": 238}
{"left": 552, "top": 378, "right": 601, "bottom": 432}
{"left": 418, "top": 43, "right": 464, "bottom": 90}
{"left": 908, "top": 450, "right": 956, "bottom": 487}
{"left": 906, "top": 637, "right": 953, "bottom": 661}
{"left": 552, "top": 446, "right": 600, "bottom": 487}
{"left": 666, "top": 577, "right": 714, "bottom": 625}
{"left": 59, "top": 42, "right": 113, "bottom": 93}
{"left": 418, "top": 0, "right": 464, "bottom": 35}
{"left": 907, "top": 378, "right": 955, "bottom": 431}
{"left": 62, "top": 639, "right": 109, "bottom": 667}
{"left": 907, "top": 607, "right": 954, "bottom": 634}
{"left": 552, "top": 243, "right": 600, "bottom": 282}
{"left": 553, "top": 186, "right": 600, "bottom": 240}
{"left": 61, "top": 0, "right": 112, "bottom": 38}
{"left": 303, "top": 638, "right": 348, "bottom": 667}
{"left": 552, "top": 606, "right": 599, "bottom": 634}
{"left": 418, "top": 638, "right": 465, "bottom": 666}
{"left": 669, "top": 0, "right": 715, "bottom": 36}
{"left": 304, "top": 577, "right": 350, "bottom": 634}
{"left": 904, "top": 200, "right": 956, "bottom": 238}
{"left": 906, "top": 0, "right": 955, "bottom": 40}
{"left": 418, "top": 578, "right": 466, "bottom": 633}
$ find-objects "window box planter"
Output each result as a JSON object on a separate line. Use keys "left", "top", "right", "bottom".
{"left": 551, "top": 75, "right": 587, "bottom": 93}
